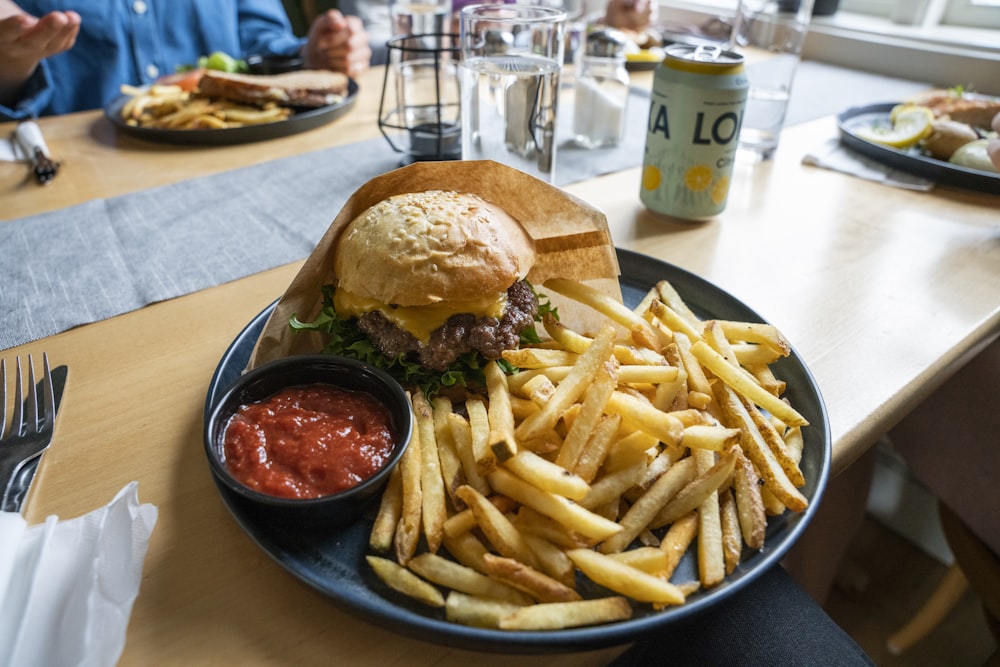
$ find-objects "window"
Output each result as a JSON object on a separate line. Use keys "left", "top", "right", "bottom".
{"left": 841, "top": 0, "right": 1000, "bottom": 28}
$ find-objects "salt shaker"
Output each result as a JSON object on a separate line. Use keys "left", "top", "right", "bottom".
{"left": 573, "top": 28, "right": 629, "bottom": 149}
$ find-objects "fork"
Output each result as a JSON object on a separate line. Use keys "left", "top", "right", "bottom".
{"left": 0, "top": 354, "right": 56, "bottom": 512}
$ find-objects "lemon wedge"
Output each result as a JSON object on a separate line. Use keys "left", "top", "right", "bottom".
{"left": 626, "top": 48, "right": 665, "bottom": 63}
{"left": 855, "top": 105, "right": 934, "bottom": 149}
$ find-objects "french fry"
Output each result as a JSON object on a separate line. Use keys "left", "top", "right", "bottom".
{"left": 515, "top": 373, "right": 558, "bottom": 405}
{"left": 221, "top": 106, "right": 290, "bottom": 124}
{"left": 654, "top": 280, "right": 701, "bottom": 331}
{"left": 556, "top": 356, "right": 618, "bottom": 471}
{"left": 651, "top": 447, "right": 738, "bottom": 529}
{"left": 617, "top": 364, "right": 680, "bottom": 385}
{"left": 626, "top": 449, "right": 678, "bottom": 501}
{"left": 606, "top": 547, "right": 670, "bottom": 574}
{"left": 714, "top": 384, "right": 808, "bottom": 512}
{"left": 672, "top": 333, "right": 714, "bottom": 397}
{"left": 600, "top": 456, "right": 698, "bottom": 554}
{"left": 731, "top": 447, "right": 767, "bottom": 550}
{"left": 512, "top": 507, "right": 590, "bottom": 550}
{"left": 503, "top": 449, "right": 589, "bottom": 500}
{"left": 445, "top": 591, "right": 523, "bottom": 628}
{"left": 566, "top": 549, "right": 685, "bottom": 605}
{"left": 694, "top": 448, "right": 726, "bottom": 588}
{"left": 488, "top": 468, "right": 623, "bottom": 542}
{"left": 443, "top": 495, "right": 516, "bottom": 539}
{"left": 784, "top": 425, "right": 805, "bottom": 465}
{"left": 498, "top": 597, "right": 633, "bottom": 630}
{"left": 430, "top": 396, "right": 468, "bottom": 505}
{"left": 446, "top": 412, "right": 490, "bottom": 497}
{"left": 367, "top": 556, "right": 444, "bottom": 608}
{"left": 414, "top": 391, "right": 447, "bottom": 554}
{"left": 572, "top": 413, "right": 622, "bottom": 483}
{"left": 515, "top": 325, "right": 616, "bottom": 442}
{"left": 442, "top": 531, "right": 490, "bottom": 575}
{"left": 455, "top": 485, "right": 541, "bottom": 569}
{"left": 581, "top": 458, "right": 648, "bottom": 511}
{"left": 542, "top": 312, "right": 592, "bottom": 354}
{"left": 544, "top": 278, "right": 659, "bottom": 347}
{"left": 502, "top": 348, "right": 579, "bottom": 369}
{"left": 649, "top": 299, "right": 703, "bottom": 344}
{"left": 369, "top": 464, "right": 403, "bottom": 553}
{"left": 633, "top": 286, "right": 659, "bottom": 317}
{"left": 484, "top": 361, "right": 518, "bottom": 462}
{"left": 602, "top": 431, "right": 657, "bottom": 473}
{"left": 691, "top": 340, "right": 808, "bottom": 427}
{"left": 605, "top": 391, "right": 684, "bottom": 446}
{"left": 737, "top": 393, "right": 805, "bottom": 487}
{"left": 522, "top": 533, "right": 577, "bottom": 587}
{"left": 394, "top": 414, "right": 423, "bottom": 565}
{"left": 719, "top": 488, "right": 742, "bottom": 575}
{"left": 731, "top": 342, "right": 783, "bottom": 367}
{"left": 714, "top": 320, "right": 790, "bottom": 357}
{"left": 481, "top": 554, "right": 581, "bottom": 603}
{"left": 466, "top": 397, "right": 497, "bottom": 475}
{"left": 681, "top": 423, "right": 741, "bottom": 452}
{"left": 655, "top": 343, "right": 688, "bottom": 411}
{"left": 408, "top": 553, "right": 534, "bottom": 605}
{"left": 658, "top": 510, "right": 699, "bottom": 579}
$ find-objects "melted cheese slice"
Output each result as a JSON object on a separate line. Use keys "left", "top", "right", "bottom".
{"left": 334, "top": 288, "right": 508, "bottom": 343}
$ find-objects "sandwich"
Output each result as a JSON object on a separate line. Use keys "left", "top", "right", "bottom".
{"left": 291, "top": 190, "right": 543, "bottom": 392}
{"left": 196, "top": 69, "right": 349, "bottom": 108}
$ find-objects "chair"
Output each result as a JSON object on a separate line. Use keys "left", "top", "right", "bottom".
{"left": 885, "top": 500, "right": 1000, "bottom": 657}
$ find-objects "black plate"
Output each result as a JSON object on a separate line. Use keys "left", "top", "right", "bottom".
{"left": 837, "top": 102, "right": 1000, "bottom": 195}
{"left": 203, "top": 248, "right": 831, "bottom": 653}
{"left": 105, "top": 78, "right": 358, "bottom": 146}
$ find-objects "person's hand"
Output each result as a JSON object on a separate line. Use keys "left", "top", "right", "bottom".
{"left": 604, "top": 0, "right": 655, "bottom": 32}
{"left": 302, "top": 10, "right": 371, "bottom": 79}
{"left": 0, "top": 5, "right": 81, "bottom": 105}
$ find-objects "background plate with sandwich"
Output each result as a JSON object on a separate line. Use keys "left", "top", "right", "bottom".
{"left": 105, "top": 69, "right": 358, "bottom": 146}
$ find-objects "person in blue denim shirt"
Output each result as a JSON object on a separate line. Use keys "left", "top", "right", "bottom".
{"left": 0, "top": 0, "right": 371, "bottom": 120}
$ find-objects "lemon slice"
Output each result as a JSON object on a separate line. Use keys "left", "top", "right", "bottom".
{"left": 855, "top": 106, "right": 934, "bottom": 149}
{"left": 626, "top": 48, "right": 665, "bottom": 63}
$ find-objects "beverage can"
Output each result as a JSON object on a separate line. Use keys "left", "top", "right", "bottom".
{"left": 640, "top": 44, "right": 748, "bottom": 221}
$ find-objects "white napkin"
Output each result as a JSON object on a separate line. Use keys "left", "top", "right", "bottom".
{"left": 0, "top": 482, "right": 158, "bottom": 667}
{"left": 802, "top": 137, "right": 935, "bottom": 191}
{"left": 0, "top": 121, "right": 49, "bottom": 162}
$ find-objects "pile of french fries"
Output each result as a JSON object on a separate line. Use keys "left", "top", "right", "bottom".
{"left": 119, "top": 84, "right": 293, "bottom": 130}
{"left": 367, "top": 277, "right": 811, "bottom": 631}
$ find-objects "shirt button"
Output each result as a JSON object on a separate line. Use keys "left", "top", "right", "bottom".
{"left": 146, "top": 64, "right": 160, "bottom": 79}
{"left": 133, "top": 0, "right": 147, "bottom": 14}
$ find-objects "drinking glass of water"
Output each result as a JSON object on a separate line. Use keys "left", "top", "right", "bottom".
{"left": 459, "top": 3, "right": 566, "bottom": 183}
{"left": 390, "top": 0, "right": 451, "bottom": 37}
{"left": 729, "top": 0, "right": 816, "bottom": 160}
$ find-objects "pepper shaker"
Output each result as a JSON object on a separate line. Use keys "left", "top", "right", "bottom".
{"left": 573, "top": 28, "right": 629, "bottom": 149}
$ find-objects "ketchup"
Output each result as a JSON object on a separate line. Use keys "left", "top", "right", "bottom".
{"left": 223, "top": 384, "right": 396, "bottom": 499}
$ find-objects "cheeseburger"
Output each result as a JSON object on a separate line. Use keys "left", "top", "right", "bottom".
{"left": 295, "top": 190, "right": 541, "bottom": 391}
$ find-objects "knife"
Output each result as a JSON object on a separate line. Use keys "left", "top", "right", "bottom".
{"left": 3, "top": 365, "right": 68, "bottom": 513}
{"left": 12, "top": 121, "right": 59, "bottom": 185}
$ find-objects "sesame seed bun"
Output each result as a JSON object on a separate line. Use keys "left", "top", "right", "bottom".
{"left": 334, "top": 190, "right": 536, "bottom": 307}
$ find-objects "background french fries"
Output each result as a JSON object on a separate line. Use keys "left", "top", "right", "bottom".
{"left": 365, "top": 278, "right": 815, "bottom": 631}
{"left": 119, "top": 83, "right": 294, "bottom": 130}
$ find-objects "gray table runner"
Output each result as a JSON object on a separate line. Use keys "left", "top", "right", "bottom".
{"left": 1, "top": 88, "right": 651, "bottom": 350}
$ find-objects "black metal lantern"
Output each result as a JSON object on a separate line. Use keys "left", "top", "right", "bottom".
{"left": 378, "top": 33, "right": 462, "bottom": 163}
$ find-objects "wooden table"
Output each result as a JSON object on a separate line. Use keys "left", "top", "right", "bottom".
{"left": 2, "top": 65, "right": 998, "bottom": 665}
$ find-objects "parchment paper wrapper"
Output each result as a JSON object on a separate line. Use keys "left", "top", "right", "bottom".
{"left": 249, "top": 160, "right": 621, "bottom": 370}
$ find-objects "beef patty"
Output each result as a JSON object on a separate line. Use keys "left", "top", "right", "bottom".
{"left": 356, "top": 280, "right": 539, "bottom": 371}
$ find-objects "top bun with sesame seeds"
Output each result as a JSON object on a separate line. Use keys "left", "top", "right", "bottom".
{"left": 330, "top": 191, "right": 538, "bottom": 374}
{"left": 334, "top": 190, "right": 535, "bottom": 306}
